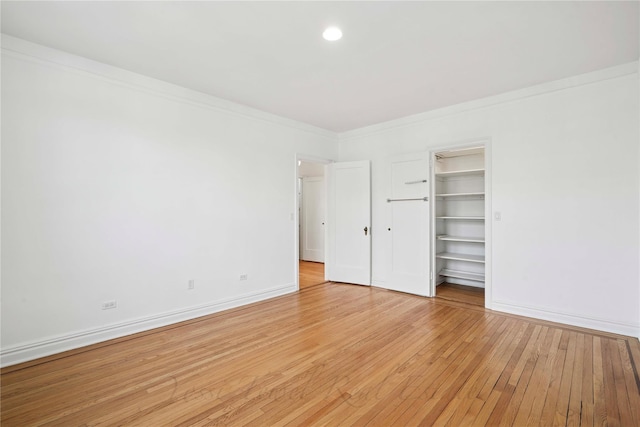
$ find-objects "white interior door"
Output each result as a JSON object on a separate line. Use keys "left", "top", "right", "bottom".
{"left": 385, "top": 152, "right": 431, "bottom": 296}
{"left": 301, "top": 176, "right": 325, "bottom": 262}
{"left": 326, "top": 161, "right": 371, "bottom": 285}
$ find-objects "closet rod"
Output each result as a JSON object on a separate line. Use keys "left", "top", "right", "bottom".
{"left": 387, "top": 197, "right": 428, "bottom": 203}
{"left": 435, "top": 146, "right": 484, "bottom": 160}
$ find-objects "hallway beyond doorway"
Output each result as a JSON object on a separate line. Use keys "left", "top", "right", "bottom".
{"left": 299, "top": 261, "right": 325, "bottom": 289}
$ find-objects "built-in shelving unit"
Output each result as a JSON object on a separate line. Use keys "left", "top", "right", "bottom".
{"left": 435, "top": 168, "right": 485, "bottom": 178}
{"left": 435, "top": 192, "right": 485, "bottom": 198}
{"left": 436, "top": 216, "right": 484, "bottom": 220}
{"left": 432, "top": 146, "right": 486, "bottom": 288}
{"left": 437, "top": 235, "right": 485, "bottom": 243}
{"left": 438, "top": 269, "right": 485, "bottom": 282}
{"left": 436, "top": 252, "right": 485, "bottom": 263}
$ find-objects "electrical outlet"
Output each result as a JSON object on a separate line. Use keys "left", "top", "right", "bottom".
{"left": 188, "top": 279, "right": 195, "bottom": 290}
{"left": 239, "top": 274, "right": 248, "bottom": 281}
{"left": 101, "top": 300, "right": 117, "bottom": 310}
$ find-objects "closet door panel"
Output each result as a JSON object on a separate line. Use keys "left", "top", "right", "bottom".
{"left": 385, "top": 153, "right": 430, "bottom": 296}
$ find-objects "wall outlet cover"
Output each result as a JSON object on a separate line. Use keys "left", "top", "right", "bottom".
{"left": 101, "top": 300, "right": 117, "bottom": 310}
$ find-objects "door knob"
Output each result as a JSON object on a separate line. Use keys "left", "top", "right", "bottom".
{"left": 364, "top": 226, "right": 368, "bottom": 236}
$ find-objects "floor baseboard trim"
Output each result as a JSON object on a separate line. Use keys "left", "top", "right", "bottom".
{"left": 492, "top": 301, "right": 640, "bottom": 338}
{"left": 371, "top": 280, "right": 386, "bottom": 288}
{"left": 1, "top": 284, "right": 296, "bottom": 368}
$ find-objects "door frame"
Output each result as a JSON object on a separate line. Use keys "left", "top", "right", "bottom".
{"left": 294, "top": 154, "right": 333, "bottom": 290}
{"left": 428, "top": 138, "right": 492, "bottom": 309}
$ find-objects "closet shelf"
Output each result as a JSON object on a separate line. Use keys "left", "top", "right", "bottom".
{"left": 436, "top": 252, "right": 485, "bottom": 263}
{"left": 436, "top": 216, "right": 485, "bottom": 220}
{"left": 439, "top": 269, "right": 485, "bottom": 282}
{"left": 435, "top": 192, "right": 485, "bottom": 198}
{"left": 435, "top": 168, "right": 485, "bottom": 178}
{"left": 437, "top": 235, "right": 485, "bottom": 243}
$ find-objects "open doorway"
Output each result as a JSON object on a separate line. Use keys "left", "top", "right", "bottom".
{"left": 297, "top": 159, "right": 327, "bottom": 289}
{"left": 431, "top": 144, "right": 487, "bottom": 307}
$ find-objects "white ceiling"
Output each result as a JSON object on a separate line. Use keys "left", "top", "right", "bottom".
{"left": 2, "top": 1, "right": 638, "bottom": 132}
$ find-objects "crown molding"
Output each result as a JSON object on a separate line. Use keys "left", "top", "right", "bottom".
{"left": 1, "top": 34, "right": 337, "bottom": 141}
{"left": 339, "top": 61, "right": 639, "bottom": 141}
{"left": 2, "top": 34, "right": 636, "bottom": 147}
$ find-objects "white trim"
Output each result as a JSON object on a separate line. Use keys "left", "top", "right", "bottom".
{"left": 371, "top": 280, "right": 387, "bottom": 289}
{"left": 0, "top": 34, "right": 336, "bottom": 140}
{"left": 339, "top": 61, "right": 639, "bottom": 141}
{"left": 484, "top": 141, "right": 493, "bottom": 310}
{"left": 492, "top": 301, "right": 640, "bottom": 338}
{"left": 0, "top": 284, "right": 296, "bottom": 367}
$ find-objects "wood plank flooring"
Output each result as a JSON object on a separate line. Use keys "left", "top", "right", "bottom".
{"left": 436, "top": 282, "right": 485, "bottom": 307}
{"left": 299, "top": 260, "right": 325, "bottom": 289}
{"left": 2, "top": 282, "right": 639, "bottom": 426}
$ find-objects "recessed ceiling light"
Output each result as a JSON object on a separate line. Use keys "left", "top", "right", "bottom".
{"left": 322, "top": 27, "right": 342, "bottom": 41}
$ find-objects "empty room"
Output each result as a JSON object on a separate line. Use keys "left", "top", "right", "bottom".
{"left": 1, "top": 1, "right": 639, "bottom": 426}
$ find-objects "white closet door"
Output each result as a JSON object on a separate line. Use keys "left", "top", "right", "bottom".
{"left": 326, "top": 161, "right": 371, "bottom": 285}
{"left": 385, "top": 152, "right": 431, "bottom": 296}
{"left": 301, "top": 176, "right": 325, "bottom": 262}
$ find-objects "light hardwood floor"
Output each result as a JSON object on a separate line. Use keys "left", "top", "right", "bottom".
{"left": 2, "top": 282, "right": 639, "bottom": 426}
{"left": 436, "top": 282, "right": 485, "bottom": 307}
{"left": 299, "top": 260, "right": 325, "bottom": 289}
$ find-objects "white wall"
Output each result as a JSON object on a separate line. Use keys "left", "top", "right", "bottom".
{"left": 339, "top": 64, "right": 640, "bottom": 336}
{"left": 1, "top": 37, "right": 338, "bottom": 365}
{"left": 2, "top": 36, "right": 638, "bottom": 368}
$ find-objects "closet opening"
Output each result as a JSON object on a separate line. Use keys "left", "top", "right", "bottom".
{"left": 431, "top": 145, "right": 486, "bottom": 306}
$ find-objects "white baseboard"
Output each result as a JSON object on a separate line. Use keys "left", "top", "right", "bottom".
{"left": 1, "top": 284, "right": 296, "bottom": 367}
{"left": 492, "top": 301, "right": 640, "bottom": 338}
{"left": 371, "top": 279, "right": 386, "bottom": 288}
